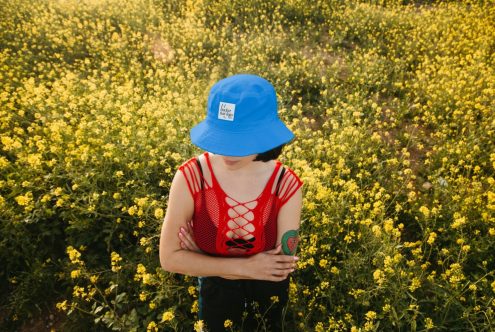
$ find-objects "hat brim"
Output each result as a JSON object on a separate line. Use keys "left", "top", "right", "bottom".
{"left": 190, "top": 119, "right": 295, "bottom": 157}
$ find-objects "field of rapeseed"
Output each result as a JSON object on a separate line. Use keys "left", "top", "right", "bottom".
{"left": 1, "top": 0, "right": 494, "bottom": 330}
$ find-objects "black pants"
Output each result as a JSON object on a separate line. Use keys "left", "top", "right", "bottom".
{"left": 198, "top": 276, "right": 290, "bottom": 332}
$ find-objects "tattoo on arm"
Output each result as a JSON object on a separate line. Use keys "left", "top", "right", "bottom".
{"left": 281, "top": 229, "right": 299, "bottom": 255}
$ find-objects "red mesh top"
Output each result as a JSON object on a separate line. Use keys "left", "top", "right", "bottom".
{"left": 178, "top": 152, "right": 303, "bottom": 257}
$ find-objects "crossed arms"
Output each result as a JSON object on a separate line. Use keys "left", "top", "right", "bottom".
{"left": 159, "top": 170, "right": 302, "bottom": 281}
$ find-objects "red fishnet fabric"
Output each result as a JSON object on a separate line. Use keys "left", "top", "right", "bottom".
{"left": 178, "top": 152, "right": 303, "bottom": 257}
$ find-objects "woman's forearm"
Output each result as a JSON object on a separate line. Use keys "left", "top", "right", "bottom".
{"left": 161, "top": 240, "right": 295, "bottom": 282}
{"left": 160, "top": 249, "right": 252, "bottom": 279}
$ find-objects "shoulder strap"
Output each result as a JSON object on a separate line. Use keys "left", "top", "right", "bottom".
{"left": 275, "top": 166, "right": 286, "bottom": 197}
{"left": 277, "top": 167, "right": 303, "bottom": 205}
{"left": 195, "top": 157, "right": 203, "bottom": 190}
{"left": 178, "top": 157, "right": 204, "bottom": 197}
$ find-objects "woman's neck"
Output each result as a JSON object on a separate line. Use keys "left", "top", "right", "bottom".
{"left": 209, "top": 152, "right": 274, "bottom": 176}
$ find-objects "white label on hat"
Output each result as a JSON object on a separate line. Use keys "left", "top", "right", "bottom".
{"left": 218, "top": 102, "right": 235, "bottom": 121}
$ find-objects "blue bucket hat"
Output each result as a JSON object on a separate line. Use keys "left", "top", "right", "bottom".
{"left": 190, "top": 74, "right": 294, "bottom": 157}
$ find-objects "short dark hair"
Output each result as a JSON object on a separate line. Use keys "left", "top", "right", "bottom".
{"left": 254, "top": 144, "right": 285, "bottom": 162}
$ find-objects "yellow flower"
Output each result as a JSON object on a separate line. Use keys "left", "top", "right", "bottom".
{"left": 224, "top": 319, "right": 233, "bottom": 328}
{"left": 371, "top": 225, "right": 382, "bottom": 236}
{"left": 146, "top": 321, "right": 158, "bottom": 332}
{"left": 154, "top": 208, "right": 164, "bottom": 219}
{"left": 194, "top": 320, "right": 204, "bottom": 332}
{"left": 364, "top": 321, "right": 375, "bottom": 331}
{"left": 422, "top": 317, "right": 433, "bottom": 330}
{"left": 365, "top": 311, "right": 377, "bottom": 321}
{"left": 140, "top": 237, "right": 148, "bottom": 246}
{"left": 487, "top": 191, "right": 495, "bottom": 210}
{"left": 56, "top": 300, "right": 68, "bottom": 311}
{"left": 136, "top": 197, "right": 148, "bottom": 207}
{"left": 142, "top": 273, "right": 153, "bottom": 285}
{"left": 15, "top": 193, "right": 32, "bottom": 206}
{"left": 373, "top": 269, "right": 385, "bottom": 286}
{"left": 70, "top": 269, "right": 81, "bottom": 279}
{"left": 88, "top": 287, "right": 96, "bottom": 299}
{"left": 191, "top": 299, "right": 199, "bottom": 313}
{"left": 136, "top": 263, "right": 146, "bottom": 275}
{"left": 161, "top": 310, "right": 175, "bottom": 322}
{"left": 111, "top": 252, "right": 122, "bottom": 272}
{"left": 67, "top": 246, "right": 83, "bottom": 265}
{"left": 409, "top": 277, "right": 421, "bottom": 292}
{"left": 128, "top": 205, "right": 137, "bottom": 216}
{"left": 419, "top": 206, "right": 430, "bottom": 218}
{"left": 451, "top": 213, "right": 467, "bottom": 229}
{"left": 427, "top": 232, "right": 437, "bottom": 245}
{"left": 73, "top": 285, "right": 86, "bottom": 298}
{"left": 383, "top": 219, "right": 394, "bottom": 233}
{"left": 26, "top": 153, "right": 42, "bottom": 168}
{"left": 270, "top": 296, "right": 279, "bottom": 303}
{"left": 53, "top": 187, "right": 63, "bottom": 196}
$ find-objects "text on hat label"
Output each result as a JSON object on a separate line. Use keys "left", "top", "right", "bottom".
{"left": 218, "top": 102, "right": 235, "bottom": 121}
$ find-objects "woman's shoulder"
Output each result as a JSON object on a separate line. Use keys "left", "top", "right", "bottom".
{"left": 176, "top": 153, "right": 206, "bottom": 197}
{"left": 275, "top": 161, "right": 303, "bottom": 205}
{"left": 178, "top": 153, "right": 205, "bottom": 169}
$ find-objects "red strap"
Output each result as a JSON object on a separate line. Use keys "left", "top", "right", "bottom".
{"left": 278, "top": 168, "right": 303, "bottom": 206}
{"left": 178, "top": 158, "right": 203, "bottom": 197}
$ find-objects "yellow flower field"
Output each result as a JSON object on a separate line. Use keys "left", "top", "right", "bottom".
{"left": 1, "top": 0, "right": 494, "bottom": 330}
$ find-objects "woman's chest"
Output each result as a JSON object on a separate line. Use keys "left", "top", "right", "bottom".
{"left": 193, "top": 191, "right": 279, "bottom": 256}
{"left": 213, "top": 170, "right": 274, "bottom": 203}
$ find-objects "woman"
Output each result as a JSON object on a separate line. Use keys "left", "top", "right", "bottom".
{"left": 159, "top": 74, "right": 303, "bottom": 331}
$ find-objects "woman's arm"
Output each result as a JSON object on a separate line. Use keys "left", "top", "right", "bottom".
{"left": 276, "top": 186, "right": 303, "bottom": 256}
{"left": 159, "top": 169, "right": 297, "bottom": 281}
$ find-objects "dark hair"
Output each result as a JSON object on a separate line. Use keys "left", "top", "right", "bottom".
{"left": 254, "top": 144, "right": 285, "bottom": 162}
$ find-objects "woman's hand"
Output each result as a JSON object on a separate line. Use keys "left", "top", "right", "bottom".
{"left": 245, "top": 244, "right": 298, "bottom": 282}
{"left": 178, "top": 220, "right": 202, "bottom": 253}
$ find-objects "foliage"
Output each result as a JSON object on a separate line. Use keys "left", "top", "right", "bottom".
{"left": 1, "top": 0, "right": 494, "bottom": 330}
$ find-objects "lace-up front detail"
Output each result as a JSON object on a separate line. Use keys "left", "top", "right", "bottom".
{"left": 179, "top": 152, "right": 303, "bottom": 257}
{"left": 225, "top": 198, "right": 257, "bottom": 248}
